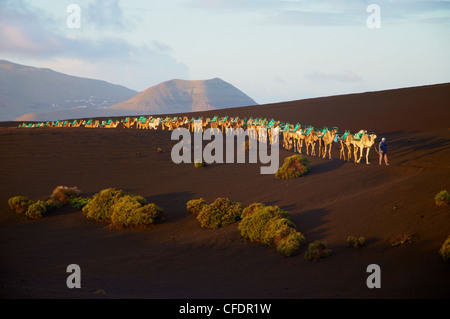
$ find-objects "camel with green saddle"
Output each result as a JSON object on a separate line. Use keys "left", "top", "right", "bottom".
{"left": 338, "top": 130, "right": 353, "bottom": 161}
{"left": 351, "top": 131, "right": 377, "bottom": 164}
{"left": 319, "top": 127, "right": 338, "bottom": 159}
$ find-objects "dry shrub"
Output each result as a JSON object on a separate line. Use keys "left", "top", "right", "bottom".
{"left": 305, "top": 241, "right": 332, "bottom": 261}
{"left": 239, "top": 203, "right": 305, "bottom": 257}
{"left": 82, "top": 188, "right": 128, "bottom": 222}
{"left": 186, "top": 198, "right": 208, "bottom": 215}
{"left": 8, "top": 196, "right": 31, "bottom": 214}
{"left": 196, "top": 198, "right": 243, "bottom": 229}
{"left": 435, "top": 190, "right": 449, "bottom": 206}
{"left": 110, "top": 195, "right": 164, "bottom": 229}
{"left": 275, "top": 155, "right": 310, "bottom": 180}
{"left": 389, "top": 234, "right": 418, "bottom": 247}
{"left": 82, "top": 188, "right": 163, "bottom": 228}
{"left": 439, "top": 235, "right": 450, "bottom": 262}
{"left": 51, "top": 186, "right": 81, "bottom": 204}
{"left": 347, "top": 235, "right": 366, "bottom": 249}
{"left": 25, "top": 200, "right": 48, "bottom": 219}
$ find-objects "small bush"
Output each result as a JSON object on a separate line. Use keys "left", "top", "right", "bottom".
{"left": 110, "top": 195, "right": 163, "bottom": 228}
{"left": 435, "top": 190, "right": 449, "bottom": 206}
{"left": 305, "top": 241, "right": 332, "bottom": 261}
{"left": 275, "top": 155, "right": 310, "bottom": 180}
{"left": 239, "top": 205, "right": 290, "bottom": 243}
{"left": 50, "top": 186, "right": 81, "bottom": 204}
{"left": 239, "top": 203, "right": 305, "bottom": 257}
{"left": 347, "top": 235, "right": 366, "bottom": 249}
{"left": 196, "top": 197, "right": 244, "bottom": 229}
{"left": 241, "top": 202, "right": 266, "bottom": 219}
{"left": 277, "top": 231, "right": 306, "bottom": 257}
{"left": 25, "top": 200, "right": 48, "bottom": 219}
{"left": 68, "top": 196, "right": 92, "bottom": 210}
{"left": 82, "top": 188, "right": 163, "bottom": 228}
{"left": 389, "top": 233, "right": 418, "bottom": 247}
{"left": 45, "top": 199, "right": 63, "bottom": 213}
{"left": 82, "top": 188, "right": 128, "bottom": 222}
{"left": 439, "top": 235, "right": 450, "bottom": 262}
{"left": 186, "top": 198, "right": 207, "bottom": 215}
{"left": 194, "top": 161, "right": 206, "bottom": 168}
{"left": 8, "top": 196, "right": 31, "bottom": 214}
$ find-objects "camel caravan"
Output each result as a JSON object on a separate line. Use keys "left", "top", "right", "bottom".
{"left": 18, "top": 115, "right": 377, "bottom": 164}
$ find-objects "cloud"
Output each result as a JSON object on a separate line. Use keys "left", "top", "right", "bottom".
{"left": 267, "top": 0, "right": 450, "bottom": 27}
{"left": 304, "top": 70, "right": 364, "bottom": 83}
{"left": 0, "top": 0, "right": 190, "bottom": 91}
{"left": 268, "top": 10, "right": 362, "bottom": 26}
{"left": 187, "top": 0, "right": 280, "bottom": 12}
{"left": 85, "top": 0, "right": 134, "bottom": 30}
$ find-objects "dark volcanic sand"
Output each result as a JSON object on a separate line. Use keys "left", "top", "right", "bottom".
{"left": 0, "top": 83, "right": 449, "bottom": 299}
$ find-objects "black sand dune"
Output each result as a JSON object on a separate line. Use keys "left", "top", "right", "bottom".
{"left": 0, "top": 83, "right": 449, "bottom": 299}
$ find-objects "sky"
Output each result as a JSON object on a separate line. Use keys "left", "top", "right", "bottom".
{"left": 1, "top": 0, "right": 449, "bottom": 104}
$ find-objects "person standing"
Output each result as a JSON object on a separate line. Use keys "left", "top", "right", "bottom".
{"left": 379, "top": 137, "right": 389, "bottom": 165}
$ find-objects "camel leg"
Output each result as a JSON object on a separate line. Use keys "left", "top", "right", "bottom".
{"left": 357, "top": 146, "right": 363, "bottom": 163}
{"left": 366, "top": 148, "right": 371, "bottom": 164}
{"left": 339, "top": 142, "right": 345, "bottom": 160}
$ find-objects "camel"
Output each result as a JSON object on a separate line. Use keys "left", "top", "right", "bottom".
{"left": 121, "top": 117, "right": 137, "bottom": 129}
{"left": 84, "top": 120, "right": 100, "bottom": 128}
{"left": 188, "top": 117, "right": 205, "bottom": 132}
{"left": 208, "top": 116, "right": 220, "bottom": 130}
{"left": 303, "top": 127, "right": 319, "bottom": 156}
{"left": 137, "top": 117, "right": 153, "bottom": 129}
{"left": 313, "top": 127, "right": 329, "bottom": 157}
{"left": 295, "top": 126, "right": 313, "bottom": 154}
{"left": 167, "top": 117, "right": 185, "bottom": 130}
{"left": 104, "top": 119, "right": 120, "bottom": 128}
{"left": 338, "top": 130, "right": 353, "bottom": 161}
{"left": 282, "top": 123, "right": 301, "bottom": 151}
{"left": 320, "top": 127, "right": 338, "bottom": 159}
{"left": 352, "top": 132, "right": 377, "bottom": 164}
{"left": 148, "top": 117, "right": 161, "bottom": 130}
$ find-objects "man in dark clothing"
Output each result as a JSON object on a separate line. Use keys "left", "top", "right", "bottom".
{"left": 379, "top": 137, "right": 389, "bottom": 165}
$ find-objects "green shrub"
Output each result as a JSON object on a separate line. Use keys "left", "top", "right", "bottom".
{"left": 347, "top": 235, "right": 366, "bottom": 249}
{"left": 389, "top": 234, "right": 417, "bottom": 247}
{"left": 25, "top": 200, "right": 48, "bottom": 219}
{"left": 8, "top": 196, "right": 31, "bottom": 214}
{"left": 275, "top": 155, "right": 310, "bottom": 180}
{"left": 238, "top": 203, "right": 305, "bottom": 257}
{"left": 110, "top": 195, "right": 163, "bottom": 228}
{"left": 82, "top": 188, "right": 128, "bottom": 222}
{"left": 196, "top": 197, "right": 244, "bottom": 229}
{"left": 186, "top": 198, "right": 207, "bottom": 215}
{"left": 277, "top": 231, "right": 306, "bottom": 257}
{"left": 239, "top": 205, "right": 290, "bottom": 243}
{"left": 194, "top": 161, "right": 206, "bottom": 168}
{"left": 68, "top": 196, "right": 92, "bottom": 210}
{"left": 241, "top": 202, "right": 266, "bottom": 219}
{"left": 439, "top": 235, "right": 450, "bottom": 262}
{"left": 435, "top": 190, "right": 449, "bottom": 206}
{"left": 45, "top": 199, "right": 63, "bottom": 213}
{"left": 305, "top": 241, "right": 332, "bottom": 261}
{"left": 82, "top": 188, "right": 163, "bottom": 228}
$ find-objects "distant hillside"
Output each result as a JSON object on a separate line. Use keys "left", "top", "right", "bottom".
{"left": 107, "top": 78, "right": 258, "bottom": 115}
{"left": 0, "top": 60, "right": 138, "bottom": 121}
